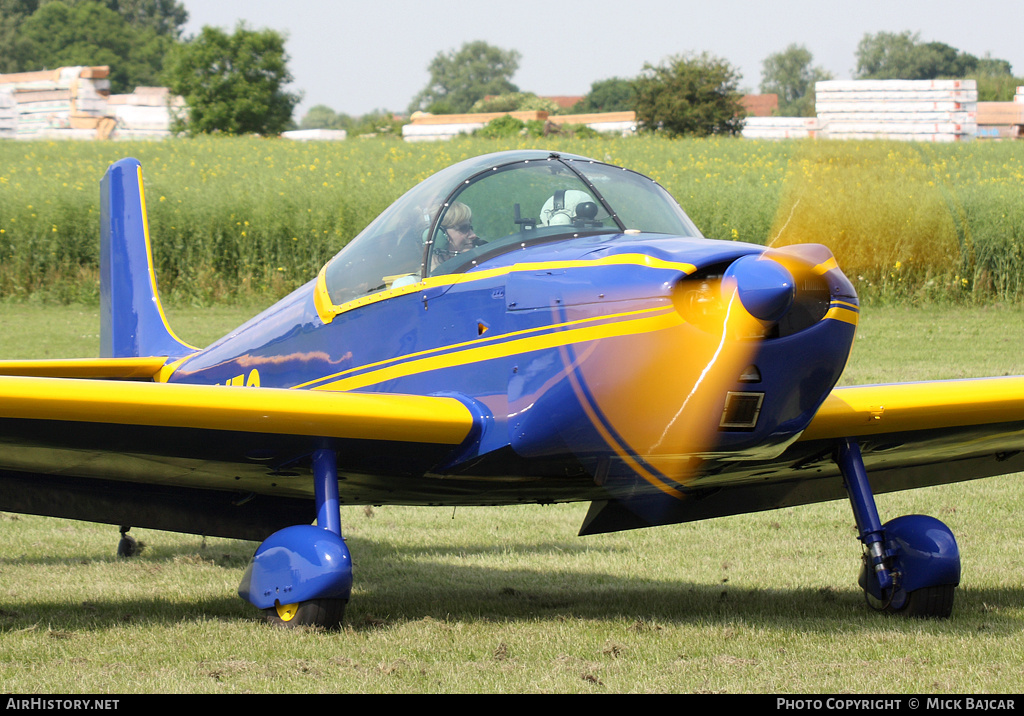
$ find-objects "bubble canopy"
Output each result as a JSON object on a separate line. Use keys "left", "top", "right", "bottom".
{"left": 322, "top": 150, "right": 702, "bottom": 307}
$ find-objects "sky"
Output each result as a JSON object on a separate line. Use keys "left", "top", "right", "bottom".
{"left": 180, "top": 0, "right": 1024, "bottom": 120}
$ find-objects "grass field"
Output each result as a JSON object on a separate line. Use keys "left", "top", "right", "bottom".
{"left": 2, "top": 135, "right": 1023, "bottom": 303}
{"left": 1, "top": 302, "right": 1023, "bottom": 693}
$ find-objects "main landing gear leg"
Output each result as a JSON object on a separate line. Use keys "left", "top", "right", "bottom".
{"left": 836, "top": 439, "right": 960, "bottom": 618}
{"left": 238, "top": 448, "right": 352, "bottom": 629}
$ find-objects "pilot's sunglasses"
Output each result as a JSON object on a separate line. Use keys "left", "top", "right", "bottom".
{"left": 450, "top": 223, "right": 473, "bottom": 233}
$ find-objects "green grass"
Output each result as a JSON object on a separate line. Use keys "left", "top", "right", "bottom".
{"left": 1, "top": 303, "right": 1023, "bottom": 692}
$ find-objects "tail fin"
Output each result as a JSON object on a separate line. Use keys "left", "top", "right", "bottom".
{"left": 100, "top": 158, "right": 196, "bottom": 359}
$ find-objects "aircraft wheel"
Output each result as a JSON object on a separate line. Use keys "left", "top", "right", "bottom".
{"left": 865, "top": 584, "right": 955, "bottom": 619}
{"left": 262, "top": 599, "right": 347, "bottom": 630}
{"left": 117, "top": 533, "right": 138, "bottom": 558}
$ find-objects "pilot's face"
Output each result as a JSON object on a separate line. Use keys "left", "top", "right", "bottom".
{"left": 446, "top": 221, "right": 478, "bottom": 252}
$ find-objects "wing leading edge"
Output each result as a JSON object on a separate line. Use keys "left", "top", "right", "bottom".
{"left": 0, "top": 375, "right": 475, "bottom": 443}
{"left": 802, "top": 377, "right": 1024, "bottom": 441}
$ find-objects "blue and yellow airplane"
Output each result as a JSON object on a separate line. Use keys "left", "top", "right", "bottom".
{"left": 1, "top": 150, "right": 1022, "bottom": 628}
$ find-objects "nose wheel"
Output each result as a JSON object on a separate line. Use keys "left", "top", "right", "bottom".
{"left": 837, "top": 440, "right": 960, "bottom": 618}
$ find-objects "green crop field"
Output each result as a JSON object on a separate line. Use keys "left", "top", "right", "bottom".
{"left": 1, "top": 135, "right": 1022, "bottom": 305}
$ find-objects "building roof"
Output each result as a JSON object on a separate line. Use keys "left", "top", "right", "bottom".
{"left": 741, "top": 94, "right": 779, "bottom": 117}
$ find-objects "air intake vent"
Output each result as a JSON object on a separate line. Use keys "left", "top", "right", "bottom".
{"left": 720, "top": 392, "right": 764, "bottom": 430}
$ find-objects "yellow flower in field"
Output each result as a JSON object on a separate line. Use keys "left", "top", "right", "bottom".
{"left": 894, "top": 261, "right": 902, "bottom": 270}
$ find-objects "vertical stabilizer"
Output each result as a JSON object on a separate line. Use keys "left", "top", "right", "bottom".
{"left": 100, "top": 158, "right": 196, "bottom": 359}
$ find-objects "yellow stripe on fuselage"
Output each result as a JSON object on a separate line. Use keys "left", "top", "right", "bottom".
{"left": 312, "top": 305, "right": 684, "bottom": 392}
{"left": 314, "top": 253, "right": 698, "bottom": 324}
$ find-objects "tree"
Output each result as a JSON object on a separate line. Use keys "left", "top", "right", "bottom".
{"left": 107, "top": 0, "right": 188, "bottom": 37}
{"left": 856, "top": 31, "right": 930, "bottom": 79}
{"left": 0, "top": 0, "right": 187, "bottom": 78}
{"left": 164, "top": 23, "right": 300, "bottom": 136}
{"left": 760, "top": 44, "right": 832, "bottom": 117}
{"left": 632, "top": 52, "right": 745, "bottom": 137}
{"left": 855, "top": 31, "right": 1013, "bottom": 80}
{"left": 469, "top": 92, "right": 559, "bottom": 114}
{"left": 409, "top": 40, "right": 520, "bottom": 114}
{"left": 0, "top": 0, "right": 44, "bottom": 73}
{"left": 17, "top": 0, "right": 174, "bottom": 92}
{"left": 572, "top": 77, "right": 635, "bottom": 113}
{"left": 299, "top": 104, "right": 348, "bottom": 130}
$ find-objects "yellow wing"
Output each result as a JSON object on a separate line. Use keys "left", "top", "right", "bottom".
{"left": 0, "top": 374, "right": 477, "bottom": 540}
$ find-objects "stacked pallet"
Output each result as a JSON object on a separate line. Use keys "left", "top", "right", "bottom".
{"left": 976, "top": 100, "right": 1024, "bottom": 139}
{"left": 281, "top": 129, "right": 348, "bottom": 141}
{"left": 741, "top": 116, "right": 819, "bottom": 140}
{"left": 0, "top": 67, "right": 186, "bottom": 140}
{"left": 974, "top": 86, "right": 1024, "bottom": 139}
{"left": 546, "top": 111, "right": 637, "bottom": 136}
{"left": 0, "top": 66, "right": 114, "bottom": 140}
{"left": 402, "top": 110, "right": 549, "bottom": 142}
{"left": 815, "top": 79, "right": 977, "bottom": 142}
{"left": 107, "top": 87, "right": 185, "bottom": 139}
{"left": 402, "top": 110, "right": 638, "bottom": 142}
{"left": 0, "top": 91, "right": 14, "bottom": 138}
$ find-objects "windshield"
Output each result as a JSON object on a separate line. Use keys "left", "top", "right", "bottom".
{"left": 323, "top": 151, "right": 701, "bottom": 306}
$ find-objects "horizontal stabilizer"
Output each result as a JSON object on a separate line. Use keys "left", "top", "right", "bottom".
{"left": 0, "top": 357, "right": 168, "bottom": 380}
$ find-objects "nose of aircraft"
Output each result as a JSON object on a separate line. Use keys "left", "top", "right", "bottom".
{"left": 722, "top": 254, "right": 795, "bottom": 323}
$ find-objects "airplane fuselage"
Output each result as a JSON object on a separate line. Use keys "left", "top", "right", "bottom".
{"left": 165, "top": 233, "right": 859, "bottom": 504}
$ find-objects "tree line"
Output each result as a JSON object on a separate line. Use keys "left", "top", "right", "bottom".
{"left": 1, "top": 3, "right": 1019, "bottom": 138}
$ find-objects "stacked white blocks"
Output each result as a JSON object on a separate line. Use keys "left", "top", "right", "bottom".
{"left": 107, "top": 87, "right": 186, "bottom": 139}
{"left": 0, "top": 67, "right": 185, "bottom": 140}
{"left": 0, "top": 66, "right": 114, "bottom": 140}
{"left": 0, "top": 91, "right": 14, "bottom": 138}
{"left": 815, "top": 79, "right": 978, "bottom": 142}
{"left": 741, "top": 116, "right": 819, "bottom": 140}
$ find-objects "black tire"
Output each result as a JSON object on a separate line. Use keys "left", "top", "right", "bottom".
{"left": 262, "top": 599, "right": 347, "bottom": 630}
{"left": 892, "top": 584, "right": 956, "bottom": 618}
{"left": 866, "top": 584, "right": 955, "bottom": 618}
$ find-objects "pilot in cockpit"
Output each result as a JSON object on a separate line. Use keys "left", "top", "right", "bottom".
{"left": 432, "top": 201, "right": 484, "bottom": 269}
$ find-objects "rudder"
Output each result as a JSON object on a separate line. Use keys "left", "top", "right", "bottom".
{"left": 100, "top": 158, "right": 195, "bottom": 359}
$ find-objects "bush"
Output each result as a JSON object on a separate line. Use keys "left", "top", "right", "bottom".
{"left": 475, "top": 115, "right": 528, "bottom": 138}
{"left": 470, "top": 92, "right": 561, "bottom": 114}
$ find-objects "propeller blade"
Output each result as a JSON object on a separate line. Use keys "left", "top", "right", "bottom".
{"left": 566, "top": 251, "right": 800, "bottom": 495}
